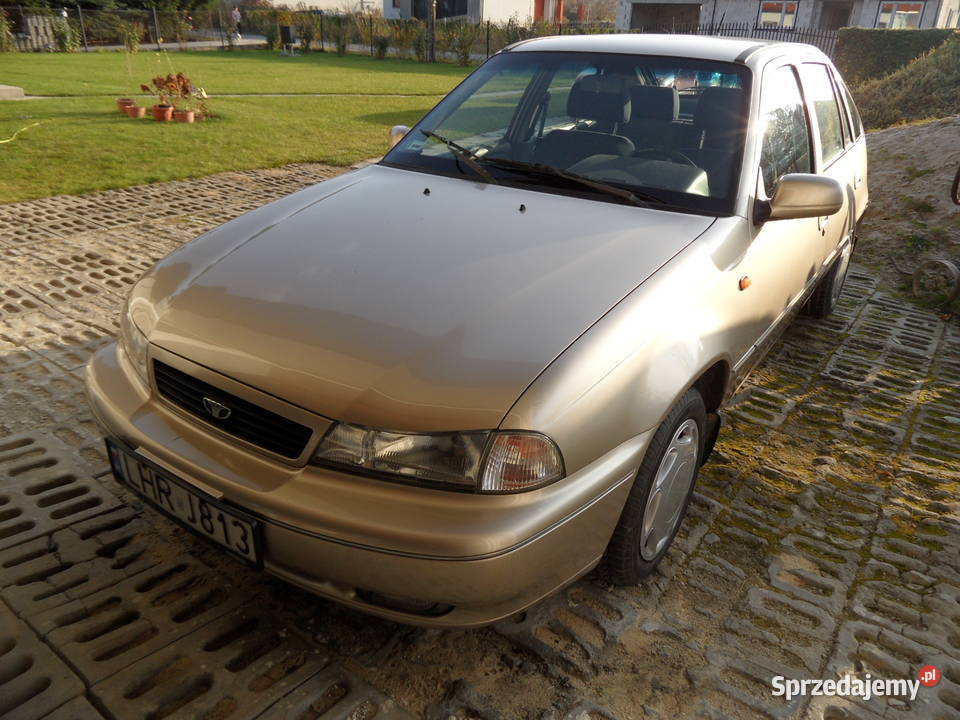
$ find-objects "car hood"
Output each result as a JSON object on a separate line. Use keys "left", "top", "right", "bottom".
{"left": 139, "top": 164, "right": 715, "bottom": 431}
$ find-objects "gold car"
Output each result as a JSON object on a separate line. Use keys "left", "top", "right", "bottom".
{"left": 86, "top": 34, "right": 867, "bottom": 627}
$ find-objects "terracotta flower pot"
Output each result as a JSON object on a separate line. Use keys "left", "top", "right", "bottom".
{"left": 173, "top": 110, "right": 195, "bottom": 124}
{"left": 126, "top": 105, "right": 146, "bottom": 118}
{"left": 117, "top": 98, "right": 135, "bottom": 113}
{"left": 152, "top": 104, "right": 173, "bottom": 122}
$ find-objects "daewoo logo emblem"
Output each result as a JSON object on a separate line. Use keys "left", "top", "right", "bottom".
{"left": 202, "top": 397, "right": 232, "bottom": 420}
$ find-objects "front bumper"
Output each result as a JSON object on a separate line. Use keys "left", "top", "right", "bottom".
{"left": 85, "top": 342, "right": 651, "bottom": 627}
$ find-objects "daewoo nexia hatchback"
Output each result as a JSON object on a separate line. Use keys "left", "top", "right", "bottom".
{"left": 86, "top": 34, "right": 867, "bottom": 627}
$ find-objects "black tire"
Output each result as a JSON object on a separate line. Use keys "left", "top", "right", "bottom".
{"left": 603, "top": 389, "right": 706, "bottom": 585}
{"left": 806, "top": 239, "right": 853, "bottom": 319}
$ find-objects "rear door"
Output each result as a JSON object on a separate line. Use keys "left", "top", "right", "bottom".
{"left": 836, "top": 74, "right": 869, "bottom": 222}
{"left": 798, "top": 62, "right": 857, "bottom": 267}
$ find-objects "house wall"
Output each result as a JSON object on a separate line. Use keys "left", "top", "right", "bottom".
{"left": 617, "top": 0, "right": 956, "bottom": 28}
{"left": 480, "top": 0, "right": 535, "bottom": 20}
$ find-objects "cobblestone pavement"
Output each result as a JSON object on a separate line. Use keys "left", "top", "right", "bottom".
{"left": 1, "top": 164, "right": 958, "bottom": 720}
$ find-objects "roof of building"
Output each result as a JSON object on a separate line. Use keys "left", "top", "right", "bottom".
{"left": 507, "top": 33, "right": 822, "bottom": 64}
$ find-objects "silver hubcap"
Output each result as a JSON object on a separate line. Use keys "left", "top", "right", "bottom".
{"left": 640, "top": 419, "right": 700, "bottom": 561}
{"left": 831, "top": 243, "right": 852, "bottom": 305}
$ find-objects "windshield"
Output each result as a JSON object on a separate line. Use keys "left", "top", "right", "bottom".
{"left": 383, "top": 51, "right": 751, "bottom": 215}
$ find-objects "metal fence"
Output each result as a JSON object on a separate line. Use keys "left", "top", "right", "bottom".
{"left": 0, "top": 7, "right": 838, "bottom": 59}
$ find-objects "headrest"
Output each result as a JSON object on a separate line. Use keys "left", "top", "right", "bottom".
{"left": 629, "top": 85, "right": 679, "bottom": 123}
{"left": 567, "top": 74, "right": 631, "bottom": 124}
{"left": 694, "top": 87, "right": 745, "bottom": 132}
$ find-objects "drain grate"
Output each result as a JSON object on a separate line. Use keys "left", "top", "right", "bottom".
{"left": 92, "top": 605, "right": 328, "bottom": 720}
{"left": 29, "top": 558, "right": 246, "bottom": 684}
{"left": 494, "top": 581, "right": 637, "bottom": 678}
{"left": 0, "top": 602, "right": 86, "bottom": 720}
{"left": 257, "top": 664, "right": 414, "bottom": 720}
{"left": 43, "top": 695, "right": 108, "bottom": 720}
{"left": 0, "top": 433, "right": 122, "bottom": 551}
{"left": 0, "top": 506, "right": 157, "bottom": 617}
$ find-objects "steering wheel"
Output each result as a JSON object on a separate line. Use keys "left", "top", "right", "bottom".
{"left": 632, "top": 148, "right": 698, "bottom": 168}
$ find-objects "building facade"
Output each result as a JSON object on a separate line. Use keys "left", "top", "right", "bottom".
{"left": 615, "top": 0, "right": 960, "bottom": 29}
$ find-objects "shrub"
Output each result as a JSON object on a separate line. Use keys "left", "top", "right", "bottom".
{"left": 854, "top": 34, "right": 960, "bottom": 128}
{"left": 390, "top": 18, "right": 421, "bottom": 59}
{"left": 834, "top": 28, "right": 957, "bottom": 84}
{"left": 0, "top": 10, "right": 16, "bottom": 52}
{"left": 447, "top": 22, "right": 478, "bottom": 65}
{"left": 373, "top": 33, "right": 390, "bottom": 59}
{"left": 117, "top": 20, "right": 144, "bottom": 53}
{"left": 54, "top": 19, "right": 80, "bottom": 52}
{"left": 414, "top": 25, "right": 428, "bottom": 62}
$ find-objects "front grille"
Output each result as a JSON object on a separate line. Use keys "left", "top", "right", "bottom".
{"left": 153, "top": 360, "right": 313, "bottom": 459}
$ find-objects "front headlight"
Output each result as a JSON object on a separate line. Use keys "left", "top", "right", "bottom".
{"left": 119, "top": 299, "right": 149, "bottom": 384}
{"left": 312, "top": 423, "right": 564, "bottom": 493}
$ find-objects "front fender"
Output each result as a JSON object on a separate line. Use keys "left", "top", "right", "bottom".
{"left": 500, "top": 217, "right": 749, "bottom": 475}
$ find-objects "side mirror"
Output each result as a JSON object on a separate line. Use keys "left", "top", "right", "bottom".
{"left": 765, "top": 173, "right": 844, "bottom": 221}
{"left": 389, "top": 125, "right": 410, "bottom": 149}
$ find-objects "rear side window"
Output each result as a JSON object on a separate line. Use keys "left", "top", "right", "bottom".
{"left": 800, "top": 63, "right": 845, "bottom": 166}
{"left": 838, "top": 79, "right": 864, "bottom": 140}
{"left": 759, "top": 65, "right": 811, "bottom": 195}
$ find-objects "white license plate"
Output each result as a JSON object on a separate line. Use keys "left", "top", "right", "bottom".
{"left": 107, "top": 440, "right": 261, "bottom": 564}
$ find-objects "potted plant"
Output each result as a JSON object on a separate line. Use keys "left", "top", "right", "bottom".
{"left": 141, "top": 75, "right": 177, "bottom": 121}
{"left": 117, "top": 98, "right": 135, "bottom": 113}
{"left": 172, "top": 72, "right": 195, "bottom": 123}
{"left": 126, "top": 105, "right": 146, "bottom": 118}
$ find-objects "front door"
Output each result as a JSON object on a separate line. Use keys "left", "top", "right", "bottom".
{"left": 728, "top": 62, "right": 824, "bottom": 376}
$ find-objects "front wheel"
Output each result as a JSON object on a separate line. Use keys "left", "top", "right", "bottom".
{"left": 603, "top": 389, "right": 706, "bottom": 585}
{"left": 806, "top": 239, "right": 852, "bottom": 318}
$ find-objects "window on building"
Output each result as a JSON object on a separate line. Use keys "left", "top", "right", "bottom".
{"left": 759, "top": 65, "right": 811, "bottom": 195}
{"left": 393, "top": 0, "right": 400, "bottom": 7}
{"left": 758, "top": 1, "right": 798, "bottom": 27}
{"left": 876, "top": 2, "right": 924, "bottom": 27}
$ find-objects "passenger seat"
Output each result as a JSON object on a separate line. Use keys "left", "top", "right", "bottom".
{"left": 622, "top": 85, "right": 680, "bottom": 150}
{"left": 534, "top": 74, "right": 635, "bottom": 169}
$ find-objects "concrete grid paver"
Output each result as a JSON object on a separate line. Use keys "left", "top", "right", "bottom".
{"left": 0, "top": 162, "right": 958, "bottom": 718}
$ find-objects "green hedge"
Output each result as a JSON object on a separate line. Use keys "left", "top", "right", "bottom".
{"left": 834, "top": 28, "right": 958, "bottom": 84}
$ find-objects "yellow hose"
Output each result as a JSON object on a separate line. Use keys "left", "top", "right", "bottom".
{"left": 0, "top": 121, "right": 42, "bottom": 144}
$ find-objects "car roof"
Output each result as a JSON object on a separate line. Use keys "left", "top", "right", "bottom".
{"left": 506, "top": 33, "right": 826, "bottom": 66}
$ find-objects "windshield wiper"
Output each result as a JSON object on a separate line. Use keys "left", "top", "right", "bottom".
{"left": 479, "top": 157, "right": 662, "bottom": 208}
{"left": 420, "top": 129, "right": 499, "bottom": 185}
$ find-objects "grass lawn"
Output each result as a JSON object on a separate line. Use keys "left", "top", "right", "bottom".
{"left": 0, "top": 94, "right": 440, "bottom": 202}
{"left": 1, "top": 50, "right": 471, "bottom": 97}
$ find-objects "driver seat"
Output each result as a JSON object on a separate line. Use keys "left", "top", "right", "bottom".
{"left": 534, "top": 74, "right": 635, "bottom": 169}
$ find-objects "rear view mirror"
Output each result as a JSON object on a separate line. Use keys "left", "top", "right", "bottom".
{"left": 389, "top": 125, "right": 410, "bottom": 149}
{"left": 766, "top": 174, "right": 843, "bottom": 220}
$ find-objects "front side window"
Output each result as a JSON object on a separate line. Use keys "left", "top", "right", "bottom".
{"left": 384, "top": 51, "right": 751, "bottom": 216}
{"left": 758, "top": 65, "right": 811, "bottom": 195}
{"left": 876, "top": 1, "right": 924, "bottom": 26}
{"left": 759, "top": 1, "right": 798, "bottom": 27}
{"left": 800, "top": 63, "right": 845, "bottom": 166}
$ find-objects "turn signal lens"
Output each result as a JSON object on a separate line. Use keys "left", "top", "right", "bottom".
{"left": 480, "top": 432, "right": 564, "bottom": 493}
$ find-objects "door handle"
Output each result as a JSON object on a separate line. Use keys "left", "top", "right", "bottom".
{"left": 819, "top": 216, "right": 830, "bottom": 235}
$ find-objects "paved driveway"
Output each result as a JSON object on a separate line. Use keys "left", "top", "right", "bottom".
{"left": 0, "top": 164, "right": 958, "bottom": 719}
